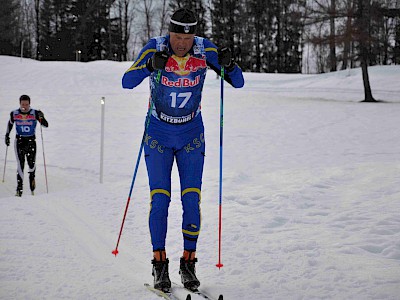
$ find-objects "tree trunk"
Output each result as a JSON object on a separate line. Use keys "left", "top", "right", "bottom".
{"left": 255, "top": 0, "right": 262, "bottom": 72}
{"left": 360, "top": 55, "right": 375, "bottom": 102}
{"left": 358, "top": 0, "right": 376, "bottom": 102}
{"left": 329, "top": 0, "right": 337, "bottom": 71}
{"left": 341, "top": 1, "right": 353, "bottom": 70}
{"left": 35, "top": 0, "right": 40, "bottom": 59}
{"left": 276, "top": 0, "right": 282, "bottom": 72}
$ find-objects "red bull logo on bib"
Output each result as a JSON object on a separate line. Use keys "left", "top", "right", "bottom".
{"left": 161, "top": 75, "right": 200, "bottom": 87}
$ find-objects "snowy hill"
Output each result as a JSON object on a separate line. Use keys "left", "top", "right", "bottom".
{"left": 1, "top": 55, "right": 400, "bottom": 299}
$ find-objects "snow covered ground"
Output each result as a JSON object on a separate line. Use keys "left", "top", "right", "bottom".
{"left": 1, "top": 55, "right": 400, "bottom": 299}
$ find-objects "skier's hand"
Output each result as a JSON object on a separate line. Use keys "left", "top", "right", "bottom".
{"left": 36, "top": 111, "right": 48, "bottom": 127}
{"left": 37, "top": 110, "right": 44, "bottom": 120}
{"left": 147, "top": 51, "right": 170, "bottom": 72}
{"left": 5, "top": 134, "right": 10, "bottom": 146}
{"left": 41, "top": 118, "right": 49, "bottom": 128}
{"left": 218, "top": 46, "right": 235, "bottom": 71}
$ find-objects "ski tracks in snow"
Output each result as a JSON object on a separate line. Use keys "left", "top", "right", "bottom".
{"left": 0, "top": 189, "right": 155, "bottom": 299}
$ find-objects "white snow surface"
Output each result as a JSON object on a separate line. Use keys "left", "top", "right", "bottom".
{"left": 1, "top": 55, "right": 400, "bottom": 299}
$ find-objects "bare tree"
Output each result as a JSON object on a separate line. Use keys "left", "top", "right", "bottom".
{"left": 35, "top": 0, "right": 40, "bottom": 59}
{"left": 340, "top": 0, "right": 356, "bottom": 70}
{"left": 137, "top": 0, "right": 156, "bottom": 43}
{"left": 378, "top": 0, "right": 400, "bottom": 64}
{"left": 114, "top": 0, "right": 137, "bottom": 60}
{"left": 16, "top": 0, "right": 35, "bottom": 58}
{"left": 158, "top": 0, "right": 169, "bottom": 36}
{"left": 355, "top": 0, "right": 376, "bottom": 102}
{"left": 305, "top": 0, "right": 339, "bottom": 71}
{"left": 329, "top": 0, "right": 337, "bottom": 71}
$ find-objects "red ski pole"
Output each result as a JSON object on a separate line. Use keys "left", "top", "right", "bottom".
{"left": 111, "top": 70, "right": 161, "bottom": 257}
{"left": 112, "top": 72, "right": 160, "bottom": 256}
{"left": 112, "top": 102, "right": 153, "bottom": 257}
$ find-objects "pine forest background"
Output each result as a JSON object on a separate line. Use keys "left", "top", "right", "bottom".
{"left": 1, "top": 0, "right": 399, "bottom": 75}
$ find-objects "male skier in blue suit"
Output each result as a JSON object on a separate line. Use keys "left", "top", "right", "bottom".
{"left": 122, "top": 8, "right": 244, "bottom": 292}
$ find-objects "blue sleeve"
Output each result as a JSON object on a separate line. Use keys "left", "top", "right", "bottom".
{"left": 122, "top": 39, "right": 157, "bottom": 89}
{"left": 204, "top": 39, "right": 244, "bottom": 88}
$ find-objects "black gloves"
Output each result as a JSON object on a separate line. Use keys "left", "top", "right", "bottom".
{"left": 5, "top": 134, "right": 10, "bottom": 146}
{"left": 218, "top": 47, "right": 236, "bottom": 71}
{"left": 146, "top": 48, "right": 236, "bottom": 72}
{"left": 147, "top": 51, "right": 171, "bottom": 72}
{"left": 37, "top": 110, "right": 44, "bottom": 119}
{"left": 40, "top": 118, "right": 49, "bottom": 128}
{"left": 36, "top": 110, "right": 49, "bottom": 127}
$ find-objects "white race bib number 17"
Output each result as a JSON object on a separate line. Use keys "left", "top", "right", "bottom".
{"left": 170, "top": 92, "right": 192, "bottom": 108}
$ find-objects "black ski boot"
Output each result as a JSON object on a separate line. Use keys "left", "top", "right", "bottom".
{"left": 179, "top": 256, "right": 200, "bottom": 291}
{"left": 16, "top": 182, "right": 23, "bottom": 197}
{"left": 29, "top": 173, "right": 35, "bottom": 195}
{"left": 152, "top": 258, "right": 171, "bottom": 292}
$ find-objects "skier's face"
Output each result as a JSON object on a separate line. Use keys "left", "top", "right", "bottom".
{"left": 170, "top": 32, "right": 195, "bottom": 57}
{"left": 20, "top": 100, "right": 30, "bottom": 112}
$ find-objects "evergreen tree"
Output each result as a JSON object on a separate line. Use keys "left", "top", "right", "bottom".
{"left": 273, "top": 0, "right": 305, "bottom": 73}
{"left": 216, "top": 0, "right": 304, "bottom": 73}
{"left": 38, "top": 0, "right": 70, "bottom": 60}
{"left": 394, "top": 16, "right": 400, "bottom": 64}
{"left": 210, "top": 0, "right": 241, "bottom": 54}
{"left": 283, "top": 0, "right": 305, "bottom": 73}
{"left": 0, "top": 0, "right": 20, "bottom": 56}
{"left": 37, "top": 0, "right": 117, "bottom": 61}
{"left": 246, "top": 0, "right": 276, "bottom": 72}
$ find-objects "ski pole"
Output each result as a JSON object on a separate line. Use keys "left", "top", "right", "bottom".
{"left": 40, "top": 123, "right": 49, "bottom": 193}
{"left": 112, "top": 71, "right": 160, "bottom": 257}
{"left": 2, "top": 145, "right": 8, "bottom": 182}
{"left": 216, "top": 67, "right": 225, "bottom": 269}
{"left": 112, "top": 101, "right": 153, "bottom": 257}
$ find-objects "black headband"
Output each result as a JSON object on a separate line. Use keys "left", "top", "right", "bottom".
{"left": 169, "top": 19, "right": 197, "bottom": 34}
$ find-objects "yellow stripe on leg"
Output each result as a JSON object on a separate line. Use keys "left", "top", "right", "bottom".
{"left": 181, "top": 188, "right": 202, "bottom": 237}
{"left": 181, "top": 188, "right": 201, "bottom": 200}
{"left": 150, "top": 189, "right": 171, "bottom": 200}
{"left": 182, "top": 229, "right": 200, "bottom": 236}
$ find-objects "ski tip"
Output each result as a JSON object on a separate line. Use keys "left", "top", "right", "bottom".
{"left": 186, "top": 294, "right": 191, "bottom": 300}
{"left": 112, "top": 249, "right": 119, "bottom": 257}
{"left": 218, "top": 295, "right": 223, "bottom": 300}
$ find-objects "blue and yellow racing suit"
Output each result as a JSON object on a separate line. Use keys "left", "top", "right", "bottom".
{"left": 122, "top": 34, "right": 244, "bottom": 251}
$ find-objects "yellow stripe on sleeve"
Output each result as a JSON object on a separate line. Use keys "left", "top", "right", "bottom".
{"left": 205, "top": 47, "right": 218, "bottom": 54}
{"left": 125, "top": 49, "right": 157, "bottom": 73}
